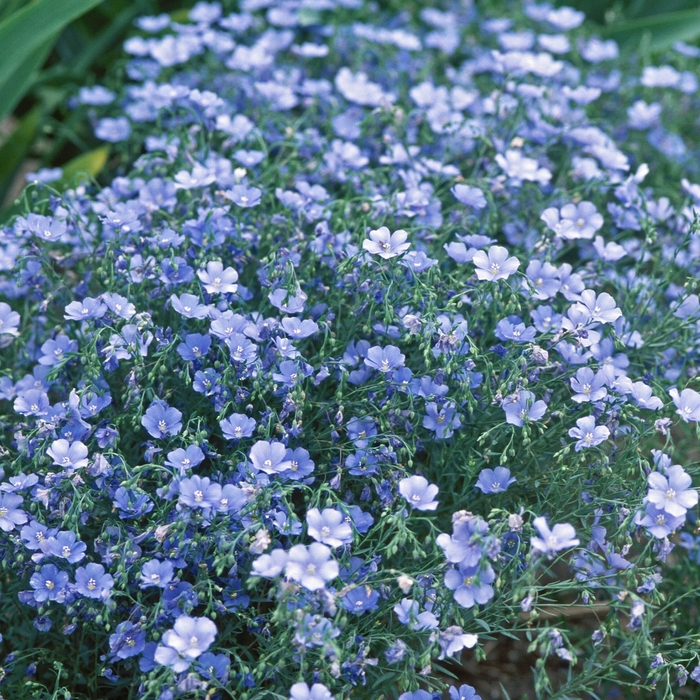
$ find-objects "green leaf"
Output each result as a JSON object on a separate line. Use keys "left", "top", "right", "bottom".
{"left": 603, "top": 8, "right": 700, "bottom": 51}
{"left": 0, "top": 33, "right": 56, "bottom": 122}
{"left": 0, "top": 105, "right": 41, "bottom": 205}
{"left": 55, "top": 145, "right": 110, "bottom": 189}
{"left": 0, "top": 0, "right": 27, "bottom": 23}
{"left": 624, "top": 0, "right": 700, "bottom": 20}
{"left": 473, "top": 617, "right": 491, "bottom": 632}
{"left": 619, "top": 664, "right": 642, "bottom": 678}
{"left": 69, "top": 1, "right": 143, "bottom": 76}
{"left": 170, "top": 8, "right": 190, "bottom": 23}
{"left": 0, "top": 0, "right": 105, "bottom": 118}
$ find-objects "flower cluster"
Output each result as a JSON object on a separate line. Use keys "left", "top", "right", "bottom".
{"left": 1, "top": 0, "right": 700, "bottom": 698}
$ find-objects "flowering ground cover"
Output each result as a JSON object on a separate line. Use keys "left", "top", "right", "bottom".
{"left": 3, "top": 1, "right": 700, "bottom": 698}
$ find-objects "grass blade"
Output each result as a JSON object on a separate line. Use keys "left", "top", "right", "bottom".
{"left": 603, "top": 8, "right": 700, "bottom": 50}
{"left": 55, "top": 145, "right": 110, "bottom": 190}
{"left": 0, "top": 0, "right": 105, "bottom": 118}
{"left": 0, "top": 35, "right": 56, "bottom": 122}
{"left": 0, "top": 105, "right": 41, "bottom": 205}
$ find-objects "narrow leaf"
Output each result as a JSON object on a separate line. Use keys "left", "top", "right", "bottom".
{"left": 0, "top": 34, "right": 56, "bottom": 122}
{"left": 70, "top": 1, "right": 143, "bottom": 76}
{"left": 55, "top": 145, "right": 110, "bottom": 189}
{"left": 0, "top": 0, "right": 105, "bottom": 115}
{"left": 603, "top": 8, "right": 700, "bottom": 50}
{"left": 0, "top": 106, "right": 41, "bottom": 205}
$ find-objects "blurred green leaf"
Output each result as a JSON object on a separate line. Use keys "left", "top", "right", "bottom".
{"left": 0, "top": 106, "right": 41, "bottom": 204}
{"left": 170, "top": 7, "right": 190, "bottom": 22}
{"left": 0, "top": 0, "right": 26, "bottom": 22}
{"left": 0, "top": 34, "right": 56, "bottom": 122}
{"left": 623, "top": 0, "right": 699, "bottom": 20}
{"left": 603, "top": 8, "right": 700, "bottom": 50}
{"left": 55, "top": 145, "right": 110, "bottom": 189}
{"left": 70, "top": 2, "right": 144, "bottom": 76}
{"left": 556, "top": 0, "right": 700, "bottom": 26}
{"left": 0, "top": 0, "right": 105, "bottom": 119}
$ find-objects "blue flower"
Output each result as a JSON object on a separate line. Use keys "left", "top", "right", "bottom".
{"left": 399, "top": 475, "right": 439, "bottom": 511}
{"left": 197, "top": 261, "right": 238, "bottom": 295}
{"left": 289, "top": 682, "right": 336, "bottom": 700}
{"left": 646, "top": 465, "right": 698, "bottom": 517}
{"left": 531, "top": 517, "right": 580, "bottom": 557}
{"left": 437, "top": 512, "right": 493, "bottom": 568}
{"left": 280, "top": 447, "right": 315, "bottom": 480}
{"left": 451, "top": 184, "right": 487, "bottom": 208}
{"left": 423, "top": 401, "right": 462, "bottom": 439}
{"left": 252, "top": 549, "right": 288, "bottom": 578}
{"left": 176, "top": 333, "right": 211, "bottom": 361}
{"left": 0, "top": 493, "right": 28, "bottom": 532}
{"left": 159, "top": 257, "right": 194, "bottom": 288}
{"left": 170, "top": 293, "right": 210, "bottom": 319}
{"left": 164, "top": 445, "right": 205, "bottom": 473}
{"left": 285, "top": 543, "right": 339, "bottom": 591}
{"left": 178, "top": 475, "right": 222, "bottom": 510}
{"left": 74, "top": 563, "right": 114, "bottom": 600}
{"left": 438, "top": 628, "right": 478, "bottom": 660}
{"left": 38, "top": 335, "right": 77, "bottom": 365}
{"left": 346, "top": 417, "right": 377, "bottom": 447}
{"left": 248, "top": 440, "right": 291, "bottom": 475}
{"left": 570, "top": 368, "right": 608, "bottom": 403}
{"left": 669, "top": 387, "right": 700, "bottom": 422}
{"left": 20, "top": 520, "right": 56, "bottom": 550}
{"left": 494, "top": 316, "right": 537, "bottom": 342}
{"left": 193, "top": 368, "right": 221, "bottom": 396}
{"left": 30, "top": 564, "right": 69, "bottom": 602}
{"left": 196, "top": 652, "right": 230, "bottom": 682}
{"left": 394, "top": 598, "right": 438, "bottom": 631}
{"left": 402, "top": 250, "right": 438, "bottom": 272}
{"left": 268, "top": 288, "right": 307, "bottom": 314}
{"left": 503, "top": 390, "right": 547, "bottom": 427}
{"left": 64, "top": 297, "right": 107, "bottom": 321}
{"left": 141, "top": 400, "right": 183, "bottom": 439}
{"left": 109, "top": 622, "right": 146, "bottom": 660}
{"left": 47, "top": 530, "right": 86, "bottom": 563}
{"left": 362, "top": 227, "right": 410, "bottom": 259}
{"left": 472, "top": 245, "right": 520, "bottom": 281}
{"left": 220, "top": 413, "right": 256, "bottom": 440}
{"left": 226, "top": 333, "right": 258, "bottom": 364}
{"left": 364, "top": 344, "right": 405, "bottom": 373}
{"left": 568, "top": 415, "right": 610, "bottom": 451}
{"left": 281, "top": 316, "right": 319, "bottom": 339}
{"left": 637, "top": 504, "right": 685, "bottom": 539}
{"left": 449, "top": 685, "right": 482, "bottom": 700}
{"left": 341, "top": 586, "right": 380, "bottom": 614}
{"left": 306, "top": 508, "right": 354, "bottom": 548}
{"left": 162, "top": 582, "right": 198, "bottom": 617}
{"left": 112, "top": 487, "right": 154, "bottom": 519}
{"left": 223, "top": 184, "right": 262, "bottom": 208}
{"left": 475, "top": 467, "right": 516, "bottom": 494}
{"left": 13, "top": 389, "right": 51, "bottom": 417}
{"left": 154, "top": 616, "right": 218, "bottom": 673}
{"left": 444, "top": 562, "right": 495, "bottom": 608}
{"left": 139, "top": 559, "right": 174, "bottom": 589}
{"left": 398, "top": 692, "right": 433, "bottom": 700}
{"left": 525, "top": 260, "right": 561, "bottom": 299}
{"left": 46, "top": 439, "right": 89, "bottom": 470}
{"left": 342, "top": 505, "right": 374, "bottom": 534}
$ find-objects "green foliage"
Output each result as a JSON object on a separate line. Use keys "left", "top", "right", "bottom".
{"left": 0, "top": 0, "right": 105, "bottom": 121}
{"left": 558, "top": 0, "right": 700, "bottom": 49}
{"left": 603, "top": 8, "right": 700, "bottom": 52}
{"left": 0, "top": 0, "right": 187, "bottom": 214}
